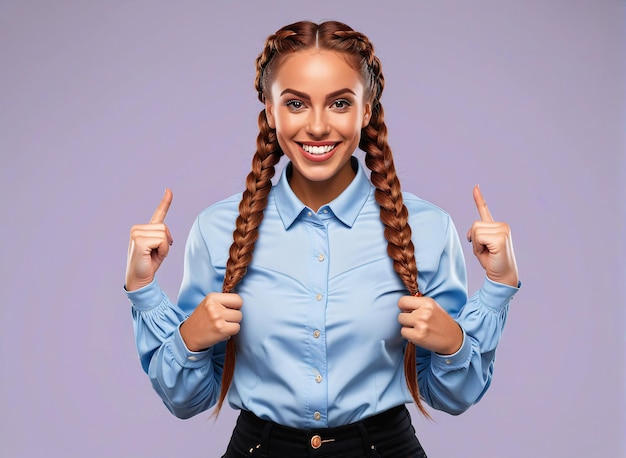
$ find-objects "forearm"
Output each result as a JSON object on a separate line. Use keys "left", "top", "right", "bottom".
{"left": 147, "top": 327, "right": 223, "bottom": 418}
{"left": 419, "top": 331, "right": 494, "bottom": 415}
{"left": 418, "top": 277, "right": 518, "bottom": 414}
{"left": 128, "top": 280, "right": 223, "bottom": 418}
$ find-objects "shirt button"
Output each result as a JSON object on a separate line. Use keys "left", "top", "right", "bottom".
{"left": 313, "top": 411, "right": 321, "bottom": 421}
{"left": 313, "top": 330, "right": 321, "bottom": 338}
{"left": 316, "top": 294, "right": 323, "bottom": 301}
{"left": 315, "top": 374, "right": 323, "bottom": 383}
{"left": 318, "top": 254, "right": 325, "bottom": 262}
{"left": 445, "top": 359, "right": 452, "bottom": 365}
{"left": 187, "top": 356, "right": 198, "bottom": 361}
{"left": 323, "top": 209, "right": 328, "bottom": 214}
{"left": 307, "top": 211, "right": 312, "bottom": 217}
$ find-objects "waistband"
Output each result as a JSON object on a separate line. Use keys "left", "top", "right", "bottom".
{"left": 239, "top": 405, "right": 408, "bottom": 455}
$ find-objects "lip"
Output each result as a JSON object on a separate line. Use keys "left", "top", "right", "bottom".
{"left": 299, "top": 141, "right": 337, "bottom": 147}
{"left": 297, "top": 141, "right": 340, "bottom": 163}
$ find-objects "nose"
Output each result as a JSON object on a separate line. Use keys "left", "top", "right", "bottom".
{"left": 306, "top": 109, "right": 330, "bottom": 139}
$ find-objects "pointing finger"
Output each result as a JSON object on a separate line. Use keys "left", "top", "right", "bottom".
{"left": 150, "top": 188, "right": 173, "bottom": 224}
{"left": 473, "top": 185, "right": 494, "bottom": 223}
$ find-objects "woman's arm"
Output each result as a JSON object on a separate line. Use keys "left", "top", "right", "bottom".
{"left": 401, "top": 186, "right": 520, "bottom": 414}
{"left": 126, "top": 193, "right": 241, "bottom": 418}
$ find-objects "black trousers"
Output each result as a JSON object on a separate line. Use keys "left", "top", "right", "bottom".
{"left": 222, "top": 405, "right": 427, "bottom": 458}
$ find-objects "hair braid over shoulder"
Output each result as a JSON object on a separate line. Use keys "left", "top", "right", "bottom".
{"left": 361, "top": 103, "right": 429, "bottom": 418}
{"left": 216, "top": 99, "right": 282, "bottom": 415}
{"left": 345, "top": 33, "right": 430, "bottom": 418}
{"left": 215, "top": 22, "right": 320, "bottom": 416}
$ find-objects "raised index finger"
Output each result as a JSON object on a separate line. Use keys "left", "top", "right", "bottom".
{"left": 473, "top": 185, "right": 494, "bottom": 222}
{"left": 150, "top": 188, "right": 173, "bottom": 224}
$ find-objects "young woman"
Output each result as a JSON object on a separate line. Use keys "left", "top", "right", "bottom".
{"left": 125, "top": 20, "right": 519, "bottom": 457}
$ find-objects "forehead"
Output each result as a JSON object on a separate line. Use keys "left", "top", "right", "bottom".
{"left": 269, "top": 50, "right": 364, "bottom": 96}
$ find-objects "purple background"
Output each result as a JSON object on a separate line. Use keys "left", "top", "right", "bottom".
{"left": 1, "top": 2, "right": 624, "bottom": 457}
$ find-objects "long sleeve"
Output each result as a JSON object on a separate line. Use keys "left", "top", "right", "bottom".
{"left": 127, "top": 215, "right": 229, "bottom": 419}
{"left": 415, "top": 214, "right": 519, "bottom": 415}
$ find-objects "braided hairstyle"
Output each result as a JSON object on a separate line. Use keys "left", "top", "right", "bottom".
{"left": 216, "top": 20, "right": 429, "bottom": 418}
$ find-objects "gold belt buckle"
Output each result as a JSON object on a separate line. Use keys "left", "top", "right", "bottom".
{"left": 310, "top": 434, "right": 335, "bottom": 449}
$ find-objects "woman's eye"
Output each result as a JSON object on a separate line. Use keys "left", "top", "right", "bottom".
{"left": 333, "top": 99, "right": 351, "bottom": 109}
{"left": 286, "top": 100, "right": 304, "bottom": 110}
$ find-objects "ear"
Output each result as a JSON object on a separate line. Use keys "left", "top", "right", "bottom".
{"left": 265, "top": 99, "right": 276, "bottom": 129}
{"left": 361, "top": 103, "right": 372, "bottom": 128}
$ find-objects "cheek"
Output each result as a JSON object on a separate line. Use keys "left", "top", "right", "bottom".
{"left": 336, "top": 114, "right": 364, "bottom": 139}
{"left": 274, "top": 112, "right": 300, "bottom": 138}
{"left": 273, "top": 116, "right": 299, "bottom": 155}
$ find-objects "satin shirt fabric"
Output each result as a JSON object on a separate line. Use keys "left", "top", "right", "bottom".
{"left": 128, "top": 158, "right": 519, "bottom": 428}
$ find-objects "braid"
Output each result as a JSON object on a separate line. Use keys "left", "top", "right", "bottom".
{"left": 362, "top": 106, "right": 429, "bottom": 418}
{"left": 351, "top": 37, "right": 430, "bottom": 418}
{"left": 214, "top": 24, "right": 315, "bottom": 416}
{"left": 215, "top": 108, "right": 282, "bottom": 416}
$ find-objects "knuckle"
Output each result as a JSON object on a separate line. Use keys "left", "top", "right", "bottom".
{"left": 214, "top": 320, "right": 227, "bottom": 333}
{"left": 414, "top": 320, "right": 428, "bottom": 333}
{"left": 206, "top": 306, "right": 221, "bottom": 321}
{"left": 203, "top": 301, "right": 220, "bottom": 318}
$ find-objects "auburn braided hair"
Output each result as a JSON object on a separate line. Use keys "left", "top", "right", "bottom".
{"left": 215, "top": 20, "right": 429, "bottom": 418}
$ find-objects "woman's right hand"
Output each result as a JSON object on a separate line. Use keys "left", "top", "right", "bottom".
{"left": 125, "top": 189, "right": 174, "bottom": 291}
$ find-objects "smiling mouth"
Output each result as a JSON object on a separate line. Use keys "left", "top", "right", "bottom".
{"left": 300, "top": 143, "right": 337, "bottom": 155}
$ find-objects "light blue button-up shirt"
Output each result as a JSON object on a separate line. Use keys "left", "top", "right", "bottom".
{"left": 128, "top": 158, "right": 519, "bottom": 428}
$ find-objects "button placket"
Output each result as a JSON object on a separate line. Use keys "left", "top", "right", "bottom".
{"left": 305, "top": 218, "right": 329, "bottom": 427}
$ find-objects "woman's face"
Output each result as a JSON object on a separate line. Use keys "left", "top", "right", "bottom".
{"left": 265, "top": 49, "right": 371, "bottom": 210}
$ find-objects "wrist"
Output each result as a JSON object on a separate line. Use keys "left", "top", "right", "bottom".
{"left": 486, "top": 273, "right": 519, "bottom": 288}
{"left": 436, "top": 322, "right": 464, "bottom": 356}
{"left": 125, "top": 273, "right": 154, "bottom": 292}
{"left": 125, "top": 281, "right": 148, "bottom": 292}
{"left": 179, "top": 319, "right": 210, "bottom": 352}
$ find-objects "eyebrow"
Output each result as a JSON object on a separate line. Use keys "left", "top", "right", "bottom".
{"left": 280, "top": 88, "right": 357, "bottom": 102}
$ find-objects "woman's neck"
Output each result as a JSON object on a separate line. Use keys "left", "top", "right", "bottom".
{"left": 287, "top": 160, "right": 357, "bottom": 212}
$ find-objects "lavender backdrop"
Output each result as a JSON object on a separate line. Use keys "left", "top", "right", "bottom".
{"left": 1, "top": 1, "right": 624, "bottom": 457}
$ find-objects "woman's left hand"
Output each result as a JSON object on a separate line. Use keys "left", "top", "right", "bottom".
{"left": 466, "top": 185, "right": 519, "bottom": 287}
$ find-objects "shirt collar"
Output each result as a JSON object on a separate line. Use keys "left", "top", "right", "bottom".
{"left": 274, "top": 156, "right": 373, "bottom": 229}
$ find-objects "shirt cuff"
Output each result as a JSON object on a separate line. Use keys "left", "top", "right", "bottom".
{"left": 168, "top": 323, "right": 213, "bottom": 368}
{"left": 125, "top": 278, "right": 164, "bottom": 311}
{"left": 431, "top": 327, "right": 471, "bottom": 371}
{"left": 479, "top": 277, "right": 521, "bottom": 312}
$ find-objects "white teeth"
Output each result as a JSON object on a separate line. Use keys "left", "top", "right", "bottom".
{"left": 302, "top": 144, "right": 335, "bottom": 155}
